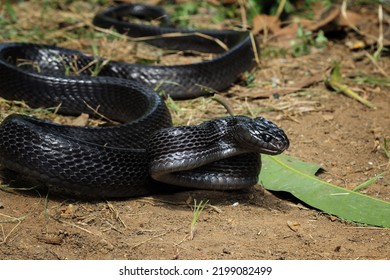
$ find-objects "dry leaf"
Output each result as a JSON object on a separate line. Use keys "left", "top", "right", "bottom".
{"left": 71, "top": 113, "right": 89, "bottom": 126}
{"left": 60, "top": 203, "right": 77, "bottom": 218}
{"left": 252, "top": 14, "right": 281, "bottom": 35}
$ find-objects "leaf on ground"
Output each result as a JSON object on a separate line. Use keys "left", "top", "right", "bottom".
{"left": 252, "top": 14, "right": 281, "bottom": 35}
{"left": 259, "top": 154, "right": 390, "bottom": 228}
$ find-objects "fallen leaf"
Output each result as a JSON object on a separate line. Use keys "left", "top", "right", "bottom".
{"left": 71, "top": 113, "right": 89, "bottom": 126}
{"left": 252, "top": 14, "right": 281, "bottom": 35}
{"left": 60, "top": 203, "right": 77, "bottom": 218}
{"left": 307, "top": 7, "right": 340, "bottom": 31}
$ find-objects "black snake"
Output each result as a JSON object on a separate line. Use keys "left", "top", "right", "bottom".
{"left": 0, "top": 4, "right": 289, "bottom": 198}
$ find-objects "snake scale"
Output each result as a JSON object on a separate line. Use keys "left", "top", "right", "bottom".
{"left": 0, "top": 4, "right": 289, "bottom": 199}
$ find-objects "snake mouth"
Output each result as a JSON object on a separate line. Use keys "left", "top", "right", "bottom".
{"left": 258, "top": 141, "right": 289, "bottom": 155}
{"left": 237, "top": 124, "right": 290, "bottom": 155}
{"left": 255, "top": 136, "right": 289, "bottom": 155}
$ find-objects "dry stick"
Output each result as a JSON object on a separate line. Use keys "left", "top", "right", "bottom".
{"left": 82, "top": 101, "right": 116, "bottom": 123}
{"left": 364, "top": 51, "right": 389, "bottom": 78}
{"left": 366, "top": 5, "right": 389, "bottom": 78}
{"left": 375, "top": 4, "right": 384, "bottom": 58}
{"left": 105, "top": 200, "right": 127, "bottom": 229}
{"left": 89, "top": 21, "right": 230, "bottom": 52}
{"left": 211, "top": 94, "right": 235, "bottom": 116}
{"left": 133, "top": 32, "right": 230, "bottom": 52}
{"left": 275, "top": 0, "right": 287, "bottom": 19}
{"left": 44, "top": 21, "right": 86, "bottom": 40}
{"left": 72, "top": 58, "right": 98, "bottom": 76}
{"left": 238, "top": 0, "right": 248, "bottom": 30}
{"left": 53, "top": 217, "right": 97, "bottom": 235}
{"left": 250, "top": 32, "right": 260, "bottom": 66}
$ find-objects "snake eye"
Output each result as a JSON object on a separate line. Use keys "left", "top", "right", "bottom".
{"left": 262, "top": 134, "right": 272, "bottom": 143}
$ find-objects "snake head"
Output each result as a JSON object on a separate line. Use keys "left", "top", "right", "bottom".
{"left": 234, "top": 116, "right": 289, "bottom": 155}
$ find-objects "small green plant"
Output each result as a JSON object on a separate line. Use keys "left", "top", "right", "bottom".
{"left": 4, "top": 0, "right": 17, "bottom": 23}
{"left": 170, "top": 2, "right": 200, "bottom": 27}
{"left": 246, "top": 0, "right": 333, "bottom": 23}
{"left": 190, "top": 199, "right": 209, "bottom": 240}
{"left": 241, "top": 71, "right": 257, "bottom": 87}
{"left": 170, "top": 2, "right": 239, "bottom": 28}
{"left": 291, "top": 27, "right": 328, "bottom": 56}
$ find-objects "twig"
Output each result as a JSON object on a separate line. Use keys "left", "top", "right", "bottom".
{"left": 275, "top": 0, "right": 287, "bottom": 19}
{"left": 90, "top": 21, "right": 229, "bottom": 51}
{"left": 106, "top": 200, "right": 127, "bottom": 229}
{"left": 211, "top": 94, "right": 235, "bottom": 116}
{"left": 54, "top": 217, "right": 97, "bottom": 235}
{"left": 374, "top": 5, "right": 384, "bottom": 60}
{"left": 82, "top": 101, "right": 116, "bottom": 123}
{"left": 250, "top": 32, "right": 260, "bottom": 66}
{"left": 238, "top": 0, "right": 248, "bottom": 30}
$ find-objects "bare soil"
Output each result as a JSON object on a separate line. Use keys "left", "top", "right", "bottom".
{"left": 0, "top": 1, "right": 389, "bottom": 260}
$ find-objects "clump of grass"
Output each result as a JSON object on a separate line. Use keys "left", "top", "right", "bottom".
{"left": 169, "top": 2, "right": 239, "bottom": 28}
{"left": 0, "top": 98, "right": 55, "bottom": 122}
{"left": 189, "top": 199, "right": 209, "bottom": 240}
{"left": 291, "top": 27, "right": 328, "bottom": 57}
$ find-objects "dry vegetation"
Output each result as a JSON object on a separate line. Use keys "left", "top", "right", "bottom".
{"left": 0, "top": 0, "right": 389, "bottom": 260}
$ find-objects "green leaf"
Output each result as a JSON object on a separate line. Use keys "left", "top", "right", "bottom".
{"left": 259, "top": 154, "right": 390, "bottom": 228}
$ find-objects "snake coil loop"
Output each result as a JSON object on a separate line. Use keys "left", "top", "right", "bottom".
{"left": 0, "top": 4, "right": 289, "bottom": 198}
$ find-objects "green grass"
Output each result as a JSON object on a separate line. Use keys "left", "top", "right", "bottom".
{"left": 190, "top": 199, "right": 209, "bottom": 240}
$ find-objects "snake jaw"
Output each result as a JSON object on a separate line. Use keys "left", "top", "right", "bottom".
{"left": 234, "top": 117, "right": 289, "bottom": 155}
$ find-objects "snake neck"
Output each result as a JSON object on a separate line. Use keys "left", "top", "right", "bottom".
{"left": 148, "top": 116, "right": 255, "bottom": 180}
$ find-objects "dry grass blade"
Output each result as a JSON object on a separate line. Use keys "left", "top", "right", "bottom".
{"left": 82, "top": 101, "right": 117, "bottom": 124}
{"left": 0, "top": 213, "right": 26, "bottom": 223}
{"left": 51, "top": 216, "right": 98, "bottom": 236}
{"left": 211, "top": 94, "right": 235, "bottom": 116}
{"left": 0, "top": 213, "right": 26, "bottom": 244}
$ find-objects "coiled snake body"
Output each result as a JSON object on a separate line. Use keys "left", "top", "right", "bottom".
{"left": 0, "top": 4, "right": 289, "bottom": 198}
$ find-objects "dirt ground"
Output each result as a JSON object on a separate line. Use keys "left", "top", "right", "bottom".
{"left": 0, "top": 1, "right": 389, "bottom": 260}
